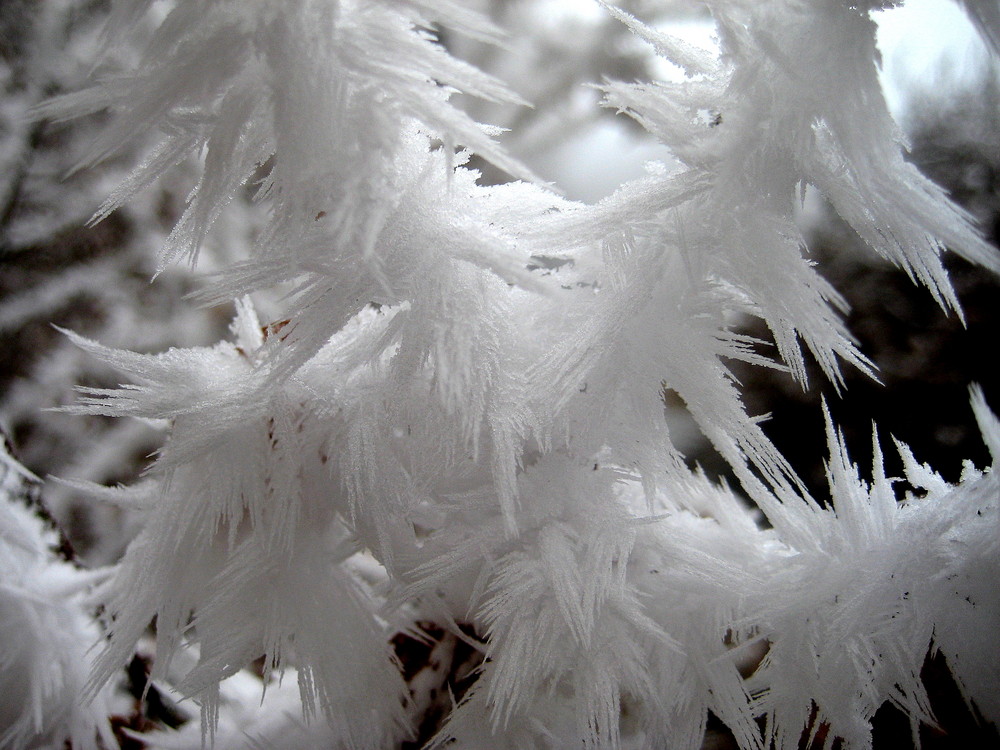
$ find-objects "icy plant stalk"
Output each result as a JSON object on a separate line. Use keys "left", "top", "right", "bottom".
{"left": 20, "top": 0, "right": 1000, "bottom": 748}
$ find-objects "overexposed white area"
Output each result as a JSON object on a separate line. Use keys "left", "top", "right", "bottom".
{"left": 529, "top": 0, "right": 605, "bottom": 23}
{"left": 530, "top": 119, "right": 679, "bottom": 203}
{"left": 874, "top": 0, "right": 991, "bottom": 119}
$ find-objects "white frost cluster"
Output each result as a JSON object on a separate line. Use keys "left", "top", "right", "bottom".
{"left": 0, "top": 444, "right": 116, "bottom": 750}
{"left": 16, "top": 0, "right": 1000, "bottom": 748}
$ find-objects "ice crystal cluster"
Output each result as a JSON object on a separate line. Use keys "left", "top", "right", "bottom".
{"left": 5, "top": 0, "right": 1000, "bottom": 748}
{"left": 0, "top": 442, "right": 116, "bottom": 750}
